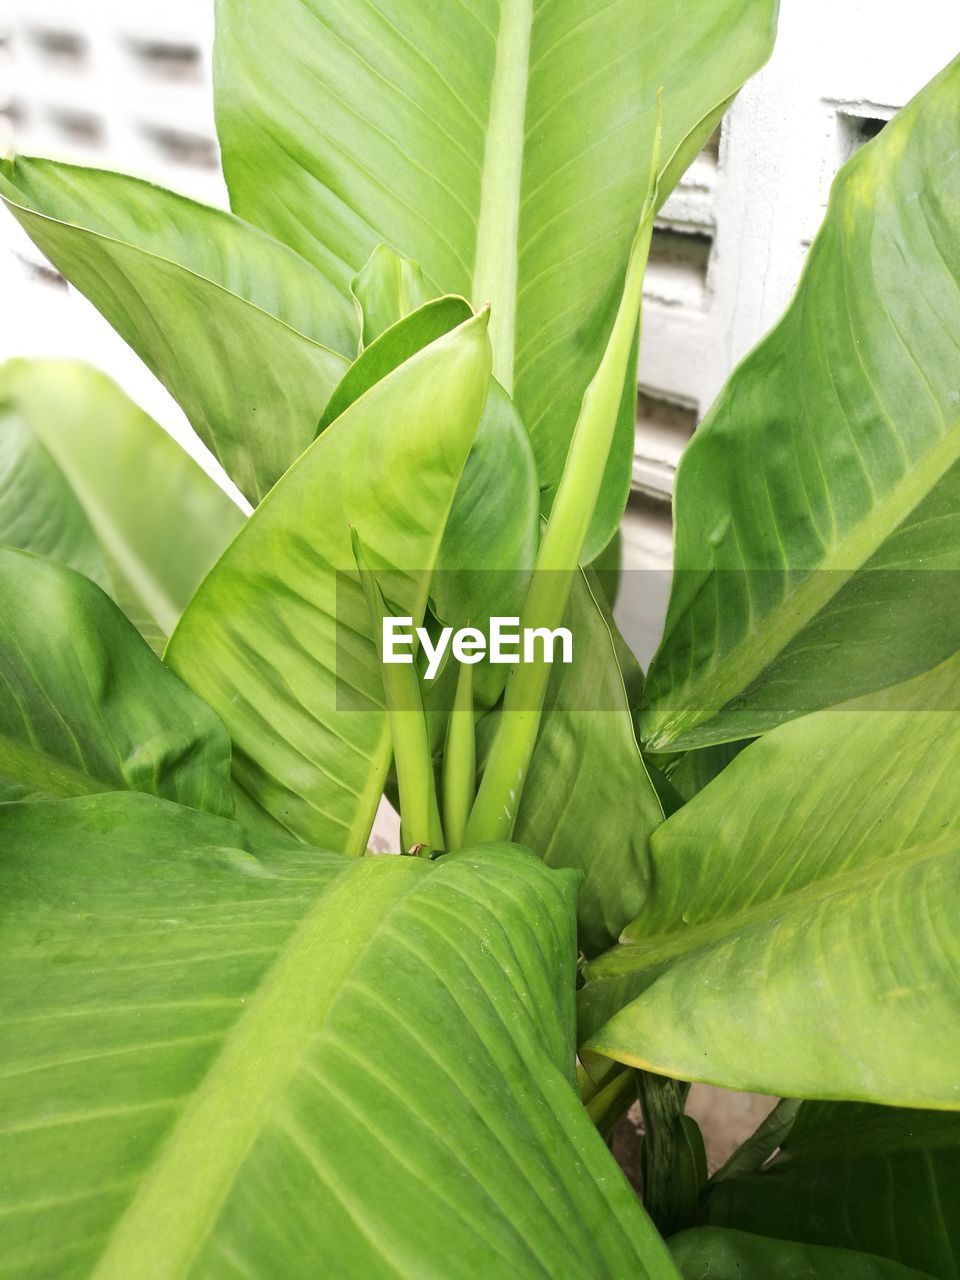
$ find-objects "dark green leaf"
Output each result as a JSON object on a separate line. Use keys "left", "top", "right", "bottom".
{"left": 670, "top": 1228, "right": 937, "bottom": 1279}
{"left": 704, "top": 1102, "right": 960, "bottom": 1280}
{"left": 0, "top": 548, "right": 231, "bottom": 812}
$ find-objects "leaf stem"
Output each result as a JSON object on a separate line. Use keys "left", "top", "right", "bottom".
{"left": 464, "top": 99, "right": 662, "bottom": 845}
{"left": 352, "top": 530, "right": 445, "bottom": 850}
{"left": 442, "top": 659, "right": 476, "bottom": 850}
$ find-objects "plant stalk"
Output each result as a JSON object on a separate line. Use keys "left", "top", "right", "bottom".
{"left": 464, "top": 100, "right": 662, "bottom": 845}
{"left": 442, "top": 659, "right": 476, "bottom": 850}
{"left": 351, "top": 530, "right": 445, "bottom": 850}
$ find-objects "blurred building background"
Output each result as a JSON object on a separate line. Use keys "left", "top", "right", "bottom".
{"left": 1, "top": 0, "right": 959, "bottom": 662}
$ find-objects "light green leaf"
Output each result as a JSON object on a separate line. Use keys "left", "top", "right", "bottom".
{"left": 0, "top": 791, "right": 680, "bottom": 1279}
{"left": 670, "top": 1228, "right": 937, "bottom": 1280}
{"left": 641, "top": 57, "right": 960, "bottom": 751}
{"left": 351, "top": 242, "right": 432, "bottom": 348}
{"left": 0, "top": 359, "right": 244, "bottom": 652}
{"left": 495, "top": 569, "right": 664, "bottom": 955}
{"left": 320, "top": 276, "right": 539, "bottom": 627}
{"left": 0, "top": 156, "right": 355, "bottom": 502}
{"left": 581, "top": 650, "right": 960, "bottom": 1107}
{"left": 0, "top": 548, "right": 231, "bottom": 812}
{"left": 166, "top": 312, "right": 491, "bottom": 852}
{"left": 215, "top": 0, "right": 778, "bottom": 530}
{"left": 704, "top": 1102, "right": 960, "bottom": 1280}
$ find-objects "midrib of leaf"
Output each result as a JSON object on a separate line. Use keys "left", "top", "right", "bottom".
{"left": 91, "top": 857, "right": 422, "bottom": 1280}
{"left": 650, "top": 415, "right": 960, "bottom": 747}
{"left": 0, "top": 732, "right": 104, "bottom": 798}
{"left": 471, "top": 0, "right": 532, "bottom": 391}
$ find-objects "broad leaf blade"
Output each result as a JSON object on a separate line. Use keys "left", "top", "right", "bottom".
{"left": 0, "top": 548, "right": 232, "bottom": 812}
{"left": 214, "top": 0, "right": 778, "bottom": 534}
{"left": 166, "top": 313, "right": 491, "bottom": 852}
{"left": 704, "top": 1102, "right": 960, "bottom": 1280}
{"left": 0, "top": 157, "right": 354, "bottom": 502}
{"left": 670, "top": 1228, "right": 937, "bottom": 1280}
{"left": 0, "top": 359, "right": 244, "bottom": 651}
{"left": 641, "top": 57, "right": 960, "bottom": 750}
{"left": 0, "top": 792, "right": 679, "bottom": 1279}
{"left": 581, "top": 651, "right": 960, "bottom": 1107}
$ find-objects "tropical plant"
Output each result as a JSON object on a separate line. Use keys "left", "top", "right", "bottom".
{"left": 1, "top": 1, "right": 958, "bottom": 1275}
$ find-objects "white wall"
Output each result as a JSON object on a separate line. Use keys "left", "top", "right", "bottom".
{"left": 2, "top": 0, "right": 959, "bottom": 656}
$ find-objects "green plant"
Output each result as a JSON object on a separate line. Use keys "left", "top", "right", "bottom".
{"left": 1, "top": 3, "right": 958, "bottom": 1275}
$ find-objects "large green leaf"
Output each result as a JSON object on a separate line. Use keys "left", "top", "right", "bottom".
{"left": 0, "top": 791, "right": 680, "bottom": 1279}
{"left": 0, "top": 548, "right": 231, "bottom": 812}
{"left": 505, "top": 569, "right": 664, "bottom": 955}
{"left": 166, "top": 312, "right": 491, "bottom": 852}
{"left": 670, "top": 1228, "right": 937, "bottom": 1280}
{"left": 214, "top": 0, "right": 778, "bottom": 538}
{"left": 704, "top": 1102, "right": 960, "bottom": 1280}
{"left": 581, "top": 650, "right": 960, "bottom": 1106}
{"left": 0, "top": 359, "right": 244, "bottom": 652}
{"left": 641, "top": 57, "right": 960, "bottom": 751}
{"left": 0, "top": 157, "right": 355, "bottom": 502}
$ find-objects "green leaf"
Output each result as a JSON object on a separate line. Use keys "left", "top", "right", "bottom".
{"left": 495, "top": 569, "right": 664, "bottom": 955}
{"left": 351, "top": 242, "right": 433, "bottom": 348}
{"left": 0, "top": 791, "right": 681, "bottom": 1279}
{"left": 658, "top": 741, "right": 753, "bottom": 804}
{"left": 319, "top": 275, "right": 540, "bottom": 628}
{"left": 641, "top": 57, "right": 960, "bottom": 751}
{"left": 166, "top": 312, "right": 491, "bottom": 852}
{"left": 581, "top": 650, "right": 960, "bottom": 1107}
{"left": 214, "top": 0, "right": 778, "bottom": 532}
{"left": 670, "top": 1228, "right": 937, "bottom": 1280}
{"left": 0, "top": 359, "right": 244, "bottom": 652}
{"left": 0, "top": 156, "right": 355, "bottom": 502}
{"left": 703, "top": 1102, "right": 960, "bottom": 1280}
{"left": 0, "top": 548, "right": 232, "bottom": 812}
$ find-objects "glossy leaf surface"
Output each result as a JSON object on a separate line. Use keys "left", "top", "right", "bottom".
{"left": 0, "top": 359, "right": 244, "bottom": 651}
{"left": 582, "top": 651, "right": 960, "bottom": 1106}
{"left": 0, "top": 157, "right": 354, "bottom": 501}
{"left": 671, "top": 1228, "right": 936, "bottom": 1280}
{"left": 0, "top": 548, "right": 231, "bottom": 812}
{"left": 641, "top": 58, "right": 960, "bottom": 749}
{"left": 166, "top": 313, "right": 491, "bottom": 852}
{"left": 0, "top": 793, "right": 679, "bottom": 1279}
{"left": 215, "top": 0, "right": 778, "bottom": 530}
{"left": 704, "top": 1102, "right": 960, "bottom": 1280}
